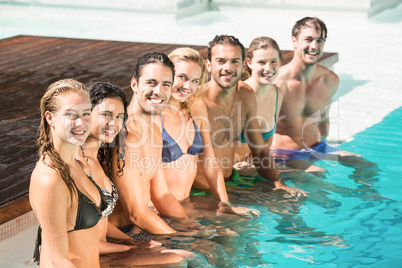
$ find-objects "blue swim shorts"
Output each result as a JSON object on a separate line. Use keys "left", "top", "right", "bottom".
{"left": 272, "top": 141, "right": 338, "bottom": 162}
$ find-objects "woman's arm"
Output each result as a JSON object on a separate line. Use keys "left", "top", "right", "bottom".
{"left": 150, "top": 166, "right": 189, "bottom": 220}
{"left": 29, "top": 165, "right": 77, "bottom": 267}
{"left": 106, "top": 221, "right": 131, "bottom": 240}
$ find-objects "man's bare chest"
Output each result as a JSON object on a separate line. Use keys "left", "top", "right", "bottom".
{"left": 282, "top": 83, "right": 331, "bottom": 119}
{"left": 206, "top": 101, "right": 247, "bottom": 144}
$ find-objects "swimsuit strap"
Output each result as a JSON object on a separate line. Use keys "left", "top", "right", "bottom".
{"left": 75, "top": 156, "right": 92, "bottom": 179}
{"left": 73, "top": 158, "right": 105, "bottom": 207}
{"left": 33, "top": 226, "right": 42, "bottom": 264}
{"left": 190, "top": 115, "right": 198, "bottom": 134}
{"left": 69, "top": 174, "right": 80, "bottom": 195}
{"left": 80, "top": 145, "right": 89, "bottom": 163}
{"left": 187, "top": 115, "right": 203, "bottom": 154}
{"left": 273, "top": 84, "right": 279, "bottom": 124}
{"left": 77, "top": 148, "right": 110, "bottom": 196}
{"left": 159, "top": 113, "right": 164, "bottom": 128}
{"left": 75, "top": 158, "right": 109, "bottom": 203}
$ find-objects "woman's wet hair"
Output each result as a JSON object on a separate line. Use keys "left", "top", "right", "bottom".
{"left": 244, "top": 36, "right": 283, "bottom": 79}
{"left": 168, "top": 47, "right": 207, "bottom": 113}
{"left": 207, "top": 34, "right": 245, "bottom": 61}
{"left": 87, "top": 81, "right": 128, "bottom": 177}
{"left": 37, "top": 78, "right": 89, "bottom": 201}
{"left": 292, "top": 17, "right": 328, "bottom": 40}
{"left": 133, "top": 52, "right": 175, "bottom": 82}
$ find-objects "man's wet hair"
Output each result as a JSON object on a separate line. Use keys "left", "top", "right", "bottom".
{"left": 292, "top": 17, "right": 328, "bottom": 41}
{"left": 207, "top": 34, "right": 245, "bottom": 61}
{"left": 133, "top": 52, "right": 175, "bottom": 81}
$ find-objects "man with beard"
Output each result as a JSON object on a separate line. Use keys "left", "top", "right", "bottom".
{"left": 193, "top": 34, "right": 306, "bottom": 197}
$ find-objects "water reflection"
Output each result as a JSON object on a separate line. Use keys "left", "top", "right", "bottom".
{"left": 166, "top": 157, "right": 393, "bottom": 267}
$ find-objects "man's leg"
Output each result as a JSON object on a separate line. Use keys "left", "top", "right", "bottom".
{"left": 285, "top": 159, "right": 327, "bottom": 178}
{"left": 336, "top": 150, "right": 377, "bottom": 168}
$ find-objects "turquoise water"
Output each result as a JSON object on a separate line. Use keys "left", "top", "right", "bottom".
{"left": 188, "top": 107, "right": 402, "bottom": 267}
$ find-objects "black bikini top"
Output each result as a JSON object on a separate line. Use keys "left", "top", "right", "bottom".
{"left": 78, "top": 146, "right": 118, "bottom": 220}
{"left": 68, "top": 172, "right": 108, "bottom": 232}
{"left": 33, "top": 163, "right": 109, "bottom": 264}
{"left": 94, "top": 177, "right": 118, "bottom": 220}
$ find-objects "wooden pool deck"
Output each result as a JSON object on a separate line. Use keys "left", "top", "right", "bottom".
{"left": 0, "top": 35, "right": 338, "bottom": 225}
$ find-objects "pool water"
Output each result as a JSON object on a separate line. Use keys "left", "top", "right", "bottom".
{"left": 188, "top": 107, "right": 402, "bottom": 267}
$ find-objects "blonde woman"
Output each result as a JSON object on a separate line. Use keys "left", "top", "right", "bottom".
{"left": 30, "top": 79, "right": 102, "bottom": 267}
{"left": 158, "top": 47, "right": 257, "bottom": 216}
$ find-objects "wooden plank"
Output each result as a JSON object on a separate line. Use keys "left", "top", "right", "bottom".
{"left": 0, "top": 35, "right": 338, "bottom": 223}
{"left": 0, "top": 36, "right": 64, "bottom": 66}
{"left": 0, "top": 196, "right": 31, "bottom": 225}
{"left": 0, "top": 176, "right": 32, "bottom": 203}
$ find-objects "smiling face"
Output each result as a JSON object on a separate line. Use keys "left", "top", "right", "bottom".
{"left": 131, "top": 63, "right": 173, "bottom": 115}
{"left": 170, "top": 60, "right": 202, "bottom": 103}
{"left": 207, "top": 44, "right": 243, "bottom": 90}
{"left": 46, "top": 92, "right": 92, "bottom": 146}
{"left": 247, "top": 47, "right": 281, "bottom": 85}
{"left": 89, "top": 97, "right": 125, "bottom": 144}
{"left": 293, "top": 26, "right": 325, "bottom": 65}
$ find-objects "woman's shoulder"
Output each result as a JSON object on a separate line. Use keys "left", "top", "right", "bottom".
{"left": 192, "top": 98, "right": 208, "bottom": 114}
{"left": 273, "top": 83, "right": 284, "bottom": 97}
{"left": 30, "top": 160, "right": 71, "bottom": 223}
{"left": 236, "top": 81, "right": 257, "bottom": 112}
{"left": 31, "top": 160, "right": 67, "bottom": 190}
{"left": 238, "top": 80, "right": 255, "bottom": 95}
{"left": 190, "top": 99, "right": 209, "bottom": 129}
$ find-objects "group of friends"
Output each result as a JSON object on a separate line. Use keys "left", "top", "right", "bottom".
{"left": 29, "top": 17, "right": 372, "bottom": 267}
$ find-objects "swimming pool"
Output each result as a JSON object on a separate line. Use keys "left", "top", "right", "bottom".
{"left": 186, "top": 107, "right": 401, "bottom": 267}
{"left": 1, "top": 2, "right": 402, "bottom": 267}
{"left": 1, "top": 109, "right": 400, "bottom": 267}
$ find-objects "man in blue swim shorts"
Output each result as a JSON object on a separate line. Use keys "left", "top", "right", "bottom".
{"left": 273, "top": 140, "right": 338, "bottom": 162}
{"left": 272, "top": 140, "right": 343, "bottom": 177}
{"left": 273, "top": 17, "right": 375, "bottom": 176}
